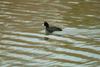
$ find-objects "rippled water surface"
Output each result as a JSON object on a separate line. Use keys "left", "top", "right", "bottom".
{"left": 0, "top": 0, "right": 100, "bottom": 67}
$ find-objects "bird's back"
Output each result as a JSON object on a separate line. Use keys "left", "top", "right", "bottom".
{"left": 46, "top": 26, "right": 62, "bottom": 33}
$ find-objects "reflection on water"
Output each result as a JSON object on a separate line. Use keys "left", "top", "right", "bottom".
{"left": 0, "top": 0, "right": 100, "bottom": 67}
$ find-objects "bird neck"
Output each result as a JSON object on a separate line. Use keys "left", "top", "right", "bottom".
{"left": 45, "top": 25, "right": 49, "bottom": 28}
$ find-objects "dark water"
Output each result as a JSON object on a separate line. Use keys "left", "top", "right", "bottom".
{"left": 0, "top": 0, "right": 100, "bottom": 67}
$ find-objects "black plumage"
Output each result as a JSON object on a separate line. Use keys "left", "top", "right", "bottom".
{"left": 44, "top": 21, "right": 62, "bottom": 34}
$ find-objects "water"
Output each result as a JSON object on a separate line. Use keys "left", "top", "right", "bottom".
{"left": 0, "top": 0, "right": 100, "bottom": 67}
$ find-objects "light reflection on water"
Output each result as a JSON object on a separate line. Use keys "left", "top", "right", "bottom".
{"left": 0, "top": 0, "right": 100, "bottom": 67}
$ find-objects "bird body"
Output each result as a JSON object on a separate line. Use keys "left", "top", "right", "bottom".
{"left": 44, "top": 21, "right": 62, "bottom": 34}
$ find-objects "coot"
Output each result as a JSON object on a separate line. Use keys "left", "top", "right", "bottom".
{"left": 44, "top": 21, "right": 62, "bottom": 34}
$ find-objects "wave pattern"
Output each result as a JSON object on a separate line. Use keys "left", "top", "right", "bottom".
{"left": 0, "top": 30, "right": 100, "bottom": 67}
{"left": 0, "top": 0, "right": 100, "bottom": 67}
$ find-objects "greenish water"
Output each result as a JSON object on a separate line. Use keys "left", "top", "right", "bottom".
{"left": 0, "top": 0, "right": 100, "bottom": 67}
